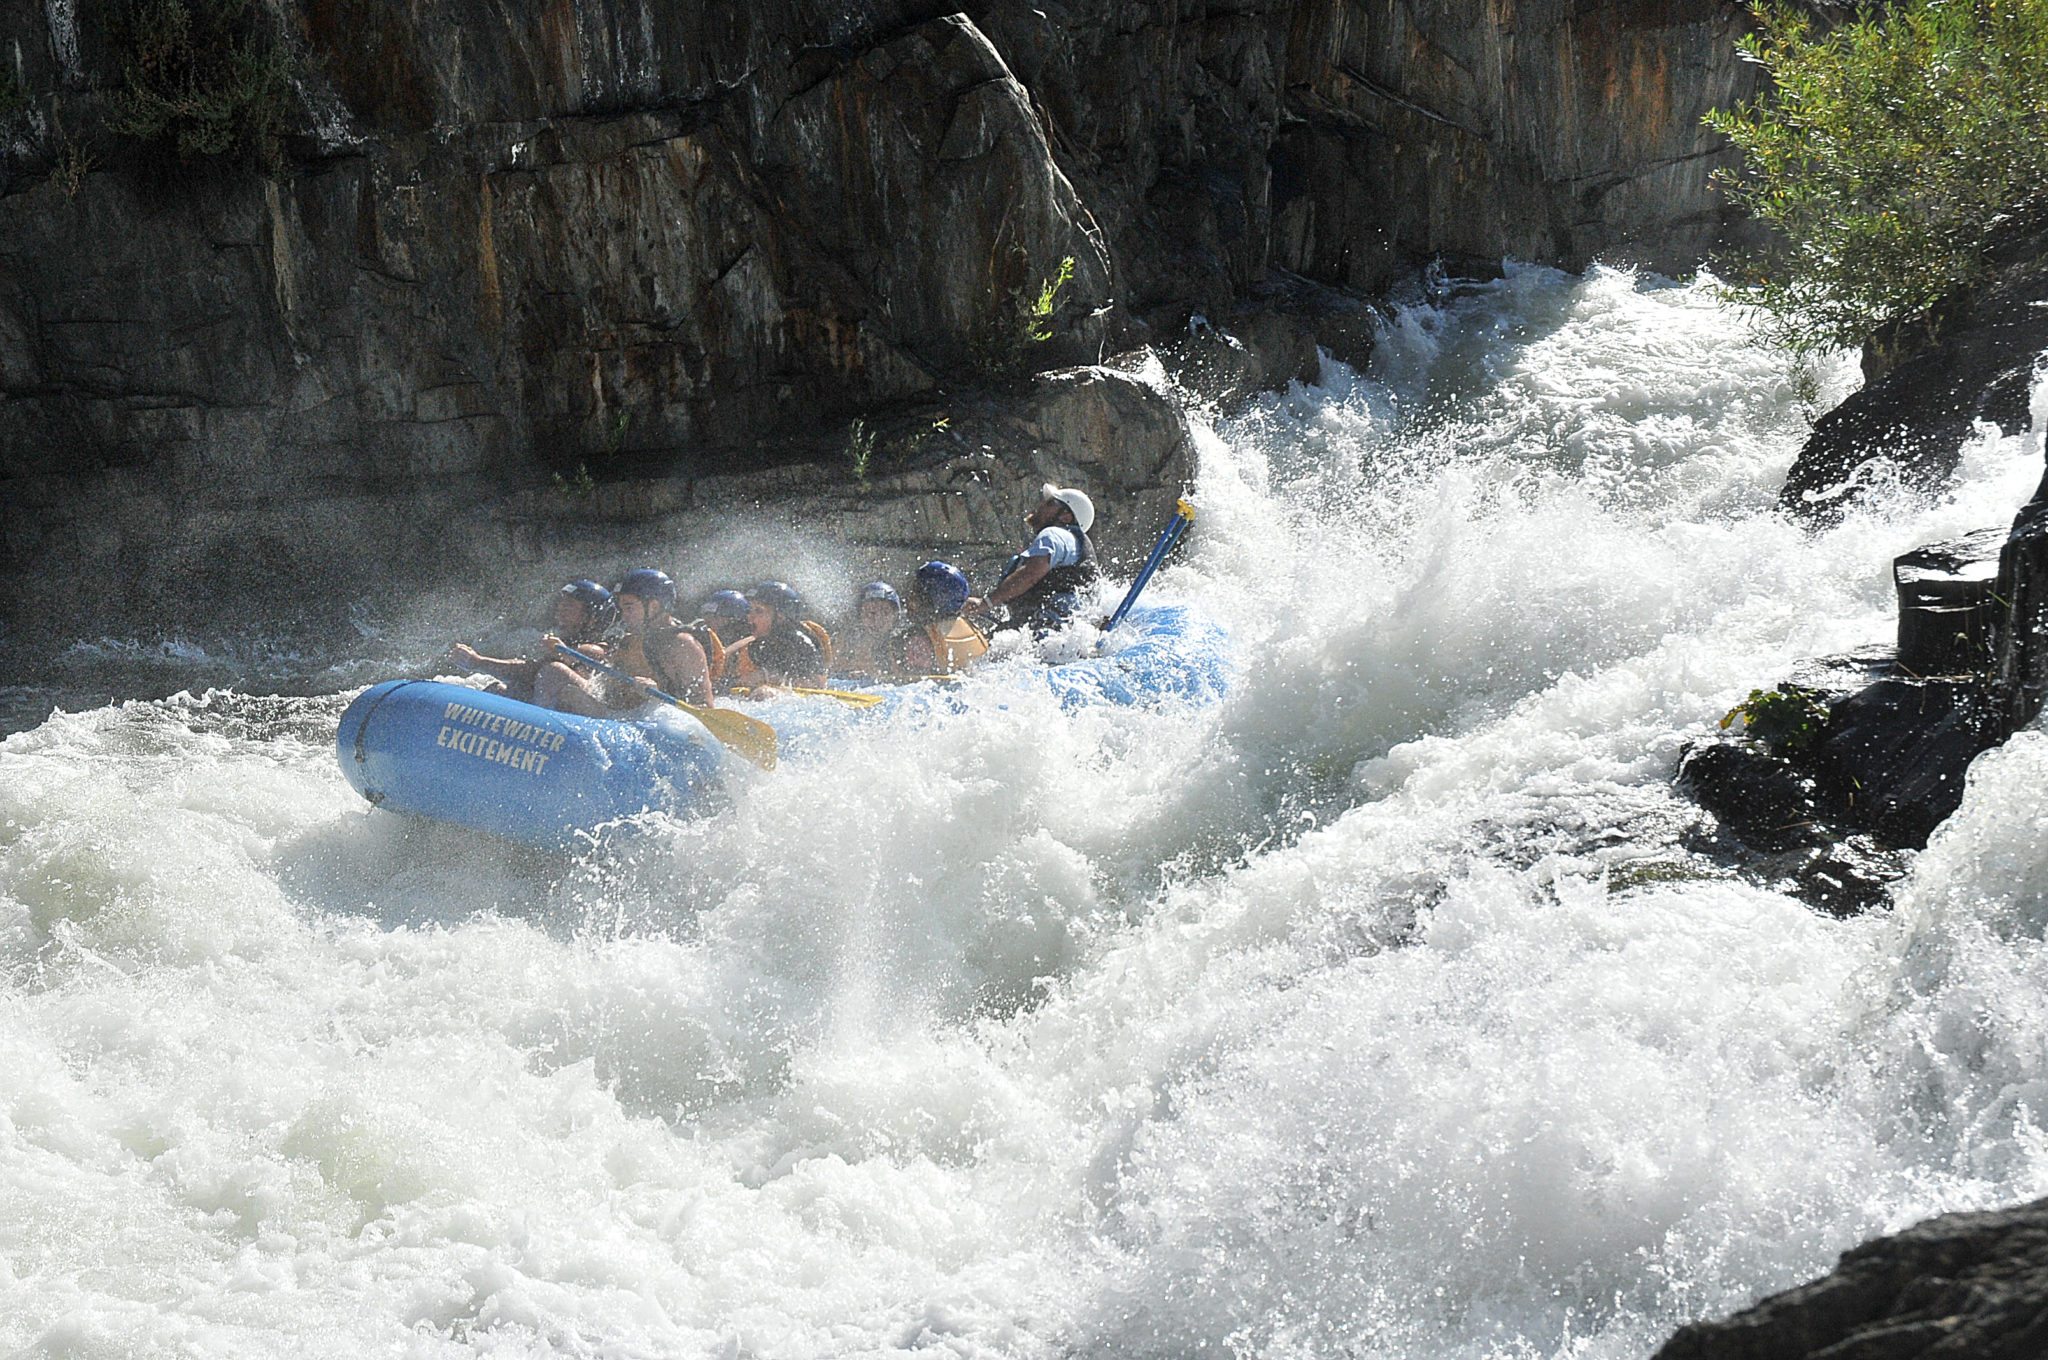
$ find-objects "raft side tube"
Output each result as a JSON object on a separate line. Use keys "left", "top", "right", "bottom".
{"left": 336, "top": 679, "right": 728, "bottom": 849}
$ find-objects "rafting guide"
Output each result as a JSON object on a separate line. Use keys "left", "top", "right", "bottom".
{"left": 966, "top": 483, "right": 1100, "bottom": 633}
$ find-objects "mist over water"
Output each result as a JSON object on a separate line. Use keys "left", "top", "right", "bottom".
{"left": 6, "top": 265, "right": 2048, "bottom": 1358}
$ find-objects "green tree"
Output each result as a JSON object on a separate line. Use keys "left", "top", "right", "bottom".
{"left": 1707, "top": 0, "right": 2048, "bottom": 355}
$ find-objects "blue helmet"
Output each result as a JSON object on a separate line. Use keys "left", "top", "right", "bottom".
{"left": 703, "top": 589, "right": 751, "bottom": 621}
{"left": 859, "top": 581, "right": 903, "bottom": 611}
{"left": 915, "top": 561, "right": 971, "bottom": 617}
{"left": 750, "top": 580, "right": 803, "bottom": 618}
{"left": 616, "top": 568, "right": 676, "bottom": 611}
{"left": 558, "top": 579, "right": 617, "bottom": 633}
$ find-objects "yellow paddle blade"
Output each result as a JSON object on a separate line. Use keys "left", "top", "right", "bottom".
{"left": 729, "top": 685, "right": 886, "bottom": 708}
{"left": 674, "top": 700, "right": 778, "bottom": 770}
{"left": 788, "top": 686, "right": 887, "bottom": 707}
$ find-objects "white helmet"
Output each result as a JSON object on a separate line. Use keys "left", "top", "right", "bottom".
{"left": 1040, "top": 482, "right": 1095, "bottom": 533}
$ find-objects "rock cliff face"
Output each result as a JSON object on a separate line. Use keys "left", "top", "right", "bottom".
{"left": 0, "top": 0, "right": 1761, "bottom": 633}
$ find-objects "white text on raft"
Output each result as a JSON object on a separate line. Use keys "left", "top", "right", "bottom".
{"left": 435, "top": 700, "right": 565, "bottom": 775}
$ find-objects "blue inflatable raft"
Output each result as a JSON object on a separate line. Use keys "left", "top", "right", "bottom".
{"left": 336, "top": 603, "right": 1228, "bottom": 849}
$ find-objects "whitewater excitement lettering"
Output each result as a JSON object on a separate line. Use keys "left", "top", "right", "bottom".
{"left": 440, "top": 700, "right": 566, "bottom": 751}
{"left": 435, "top": 700, "right": 563, "bottom": 774}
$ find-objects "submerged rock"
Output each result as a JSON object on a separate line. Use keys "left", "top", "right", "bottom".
{"left": 1654, "top": 1196, "right": 2048, "bottom": 1360}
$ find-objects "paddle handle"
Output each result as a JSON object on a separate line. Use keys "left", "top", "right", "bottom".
{"left": 553, "top": 642, "right": 692, "bottom": 712}
{"left": 1104, "top": 499, "right": 1195, "bottom": 633}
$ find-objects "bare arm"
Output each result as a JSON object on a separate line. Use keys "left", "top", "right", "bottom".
{"left": 967, "top": 554, "right": 1051, "bottom": 615}
{"left": 901, "top": 628, "right": 936, "bottom": 674}
{"left": 650, "top": 632, "right": 714, "bottom": 707}
{"left": 445, "top": 643, "right": 536, "bottom": 683}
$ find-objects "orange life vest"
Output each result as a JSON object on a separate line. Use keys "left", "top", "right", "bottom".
{"left": 685, "top": 622, "right": 727, "bottom": 683}
{"left": 801, "top": 619, "right": 835, "bottom": 670}
{"left": 923, "top": 617, "right": 989, "bottom": 674}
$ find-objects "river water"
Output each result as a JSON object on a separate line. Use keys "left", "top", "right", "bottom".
{"left": 6, "top": 265, "right": 2048, "bottom": 1359}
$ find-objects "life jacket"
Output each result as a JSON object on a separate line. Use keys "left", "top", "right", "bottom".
{"left": 730, "top": 624, "right": 825, "bottom": 685}
{"left": 801, "top": 620, "right": 835, "bottom": 671}
{"left": 838, "top": 627, "right": 901, "bottom": 682}
{"left": 1011, "top": 525, "right": 1098, "bottom": 622}
{"left": 922, "top": 616, "right": 989, "bottom": 674}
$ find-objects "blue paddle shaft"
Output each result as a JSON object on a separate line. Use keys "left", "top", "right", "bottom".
{"left": 1106, "top": 508, "right": 1193, "bottom": 633}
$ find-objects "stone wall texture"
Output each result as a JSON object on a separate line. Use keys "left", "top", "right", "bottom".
{"left": 0, "top": 0, "right": 1764, "bottom": 631}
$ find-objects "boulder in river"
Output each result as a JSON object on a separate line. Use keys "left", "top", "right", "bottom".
{"left": 1894, "top": 528, "right": 2005, "bottom": 678}
{"left": 1780, "top": 229, "right": 2048, "bottom": 520}
{"left": 1653, "top": 1195, "right": 2048, "bottom": 1360}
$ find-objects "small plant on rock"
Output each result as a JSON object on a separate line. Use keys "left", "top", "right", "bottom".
{"left": 976, "top": 254, "right": 1075, "bottom": 378}
{"left": 103, "top": 0, "right": 297, "bottom": 170}
{"left": 1721, "top": 686, "right": 1831, "bottom": 758}
{"left": 552, "top": 462, "right": 596, "bottom": 500}
{"left": 1020, "top": 256, "right": 1074, "bottom": 346}
{"left": 846, "top": 417, "right": 876, "bottom": 486}
{"left": 54, "top": 139, "right": 94, "bottom": 198}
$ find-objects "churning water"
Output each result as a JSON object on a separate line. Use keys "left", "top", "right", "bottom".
{"left": 7, "top": 265, "right": 2048, "bottom": 1359}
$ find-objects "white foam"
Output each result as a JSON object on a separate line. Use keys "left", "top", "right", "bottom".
{"left": 6, "top": 267, "right": 2048, "bottom": 1356}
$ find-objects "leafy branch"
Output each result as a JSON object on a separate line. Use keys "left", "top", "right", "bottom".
{"left": 1705, "top": 0, "right": 2048, "bottom": 355}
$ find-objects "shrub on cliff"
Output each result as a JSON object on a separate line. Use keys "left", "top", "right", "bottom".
{"left": 102, "top": 0, "right": 295, "bottom": 170}
{"left": 975, "top": 255, "right": 1075, "bottom": 378}
{"left": 1707, "top": 0, "right": 2048, "bottom": 356}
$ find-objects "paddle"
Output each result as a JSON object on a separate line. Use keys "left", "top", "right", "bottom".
{"left": 1103, "top": 498, "right": 1195, "bottom": 634}
{"left": 553, "top": 643, "right": 778, "bottom": 770}
{"left": 731, "top": 685, "right": 887, "bottom": 708}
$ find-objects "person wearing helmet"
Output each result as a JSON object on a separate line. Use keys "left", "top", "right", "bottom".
{"left": 681, "top": 590, "right": 752, "bottom": 694}
{"left": 837, "top": 581, "right": 907, "bottom": 683}
{"left": 700, "top": 590, "right": 753, "bottom": 650}
{"left": 535, "top": 568, "right": 712, "bottom": 715}
{"left": 725, "top": 581, "right": 828, "bottom": 691}
{"left": 446, "top": 579, "right": 617, "bottom": 703}
{"left": 965, "top": 483, "right": 1099, "bottom": 633}
{"left": 902, "top": 562, "right": 989, "bottom": 676}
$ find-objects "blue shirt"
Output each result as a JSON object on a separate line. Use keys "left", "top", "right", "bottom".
{"left": 1022, "top": 525, "right": 1083, "bottom": 569}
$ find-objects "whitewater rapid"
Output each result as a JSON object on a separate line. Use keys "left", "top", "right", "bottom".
{"left": 6, "top": 265, "right": 2048, "bottom": 1359}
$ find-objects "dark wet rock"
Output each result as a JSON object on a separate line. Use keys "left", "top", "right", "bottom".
{"left": 1781, "top": 646, "right": 1904, "bottom": 704}
{"left": 1809, "top": 676, "right": 1998, "bottom": 849}
{"left": 1991, "top": 465, "right": 2048, "bottom": 732}
{"left": 1654, "top": 1195, "right": 2048, "bottom": 1360}
{"left": 1151, "top": 307, "right": 1323, "bottom": 411}
{"left": 1677, "top": 742, "right": 1823, "bottom": 855}
{"left": 1894, "top": 528, "right": 2005, "bottom": 677}
{"left": 1676, "top": 652, "right": 1998, "bottom": 868}
{"left": 1781, "top": 236, "right": 2048, "bottom": 520}
{"left": 1790, "top": 835, "right": 1911, "bottom": 918}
